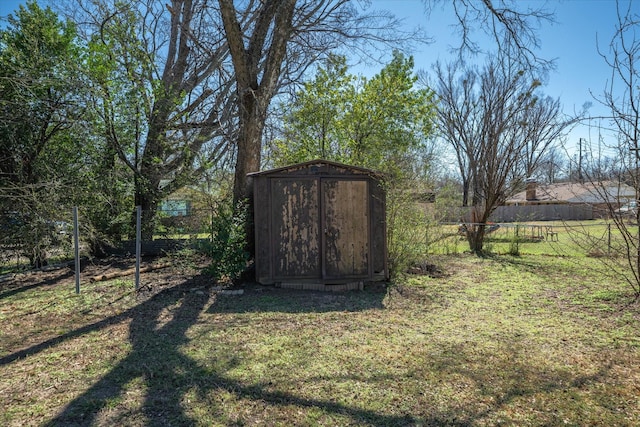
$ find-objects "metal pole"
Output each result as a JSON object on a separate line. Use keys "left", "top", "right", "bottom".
{"left": 135, "top": 206, "right": 141, "bottom": 290}
{"left": 578, "top": 138, "right": 583, "bottom": 183}
{"left": 73, "top": 207, "right": 80, "bottom": 294}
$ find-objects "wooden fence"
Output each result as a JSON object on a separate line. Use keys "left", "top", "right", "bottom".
{"left": 438, "top": 204, "right": 594, "bottom": 223}
{"left": 489, "top": 204, "right": 593, "bottom": 222}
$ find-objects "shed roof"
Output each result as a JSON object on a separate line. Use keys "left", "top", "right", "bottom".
{"left": 507, "top": 181, "right": 636, "bottom": 205}
{"left": 247, "top": 159, "right": 384, "bottom": 178}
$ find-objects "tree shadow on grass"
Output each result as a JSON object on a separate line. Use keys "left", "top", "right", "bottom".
{"left": 35, "top": 279, "right": 418, "bottom": 426}
{"left": 11, "top": 275, "right": 619, "bottom": 426}
{"left": 42, "top": 280, "right": 214, "bottom": 426}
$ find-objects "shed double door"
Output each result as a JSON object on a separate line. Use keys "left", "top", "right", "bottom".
{"left": 271, "top": 177, "right": 370, "bottom": 281}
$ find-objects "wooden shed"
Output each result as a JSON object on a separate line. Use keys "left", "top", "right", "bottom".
{"left": 249, "top": 160, "right": 388, "bottom": 289}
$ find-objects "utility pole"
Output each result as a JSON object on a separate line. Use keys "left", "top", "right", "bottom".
{"left": 578, "top": 137, "right": 584, "bottom": 183}
{"left": 631, "top": 144, "right": 639, "bottom": 205}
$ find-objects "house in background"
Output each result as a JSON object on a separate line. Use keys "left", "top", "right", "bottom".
{"left": 492, "top": 180, "right": 637, "bottom": 222}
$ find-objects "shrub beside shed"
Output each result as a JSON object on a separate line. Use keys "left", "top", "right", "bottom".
{"left": 249, "top": 160, "right": 387, "bottom": 290}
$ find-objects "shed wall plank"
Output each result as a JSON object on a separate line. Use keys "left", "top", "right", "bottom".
{"left": 323, "top": 179, "right": 369, "bottom": 277}
{"left": 272, "top": 178, "right": 321, "bottom": 279}
{"left": 254, "top": 176, "right": 271, "bottom": 282}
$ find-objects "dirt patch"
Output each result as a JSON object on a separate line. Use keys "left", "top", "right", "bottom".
{"left": 407, "top": 261, "right": 448, "bottom": 278}
{"left": 0, "top": 255, "right": 216, "bottom": 297}
{"left": 0, "top": 255, "right": 391, "bottom": 321}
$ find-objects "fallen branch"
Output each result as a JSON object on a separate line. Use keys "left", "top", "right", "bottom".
{"left": 88, "top": 263, "right": 172, "bottom": 282}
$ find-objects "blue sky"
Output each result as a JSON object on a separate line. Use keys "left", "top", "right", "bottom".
{"left": 366, "top": 0, "right": 629, "bottom": 158}
{"left": 1, "top": 0, "right": 633, "bottom": 157}
{"left": 0, "top": 0, "right": 27, "bottom": 20}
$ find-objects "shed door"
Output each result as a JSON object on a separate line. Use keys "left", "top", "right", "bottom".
{"left": 272, "top": 178, "right": 321, "bottom": 279}
{"left": 322, "top": 179, "right": 369, "bottom": 278}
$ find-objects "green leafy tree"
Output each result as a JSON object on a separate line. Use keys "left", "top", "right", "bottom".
{"left": 77, "top": 4, "right": 150, "bottom": 249}
{"left": 0, "top": 1, "right": 84, "bottom": 266}
{"left": 73, "top": 0, "right": 236, "bottom": 240}
{"left": 274, "top": 52, "right": 437, "bottom": 176}
{"left": 272, "top": 54, "right": 355, "bottom": 164}
{"left": 0, "top": 1, "right": 81, "bottom": 188}
{"left": 272, "top": 52, "right": 438, "bottom": 278}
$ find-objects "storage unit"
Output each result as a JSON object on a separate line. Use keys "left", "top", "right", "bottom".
{"left": 249, "top": 160, "right": 387, "bottom": 288}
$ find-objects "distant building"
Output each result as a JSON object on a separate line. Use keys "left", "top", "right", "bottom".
{"left": 496, "top": 180, "right": 637, "bottom": 221}
{"left": 507, "top": 180, "right": 635, "bottom": 206}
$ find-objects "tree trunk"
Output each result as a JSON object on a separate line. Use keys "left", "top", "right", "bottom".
{"left": 465, "top": 205, "right": 488, "bottom": 255}
{"left": 219, "top": 0, "right": 296, "bottom": 261}
{"left": 467, "top": 224, "right": 486, "bottom": 254}
{"left": 461, "top": 177, "right": 469, "bottom": 207}
{"left": 232, "top": 95, "right": 263, "bottom": 204}
{"left": 222, "top": 0, "right": 296, "bottom": 204}
{"left": 232, "top": 93, "right": 266, "bottom": 258}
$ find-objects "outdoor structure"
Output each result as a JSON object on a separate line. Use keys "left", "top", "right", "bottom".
{"left": 248, "top": 160, "right": 388, "bottom": 290}
{"left": 495, "top": 180, "right": 636, "bottom": 221}
{"left": 158, "top": 185, "right": 210, "bottom": 217}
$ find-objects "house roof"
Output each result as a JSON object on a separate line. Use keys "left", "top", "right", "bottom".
{"left": 507, "top": 181, "right": 636, "bottom": 205}
{"left": 246, "top": 159, "right": 384, "bottom": 178}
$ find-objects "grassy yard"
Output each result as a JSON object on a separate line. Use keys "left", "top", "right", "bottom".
{"left": 430, "top": 220, "right": 639, "bottom": 258}
{"left": 1, "top": 253, "right": 639, "bottom": 426}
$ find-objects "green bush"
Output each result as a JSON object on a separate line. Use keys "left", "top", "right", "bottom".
{"left": 198, "top": 201, "right": 249, "bottom": 283}
{"left": 386, "top": 188, "right": 429, "bottom": 280}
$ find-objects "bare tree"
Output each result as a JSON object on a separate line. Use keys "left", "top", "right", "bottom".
{"left": 434, "top": 56, "right": 572, "bottom": 253}
{"left": 428, "top": 0, "right": 556, "bottom": 72}
{"left": 70, "top": 0, "right": 235, "bottom": 238}
{"left": 536, "top": 146, "right": 568, "bottom": 184}
{"left": 516, "top": 95, "right": 569, "bottom": 178}
{"left": 218, "top": 0, "right": 422, "bottom": 204}
{"left": 586, "top": 0, "right": 640, "bottom": 299}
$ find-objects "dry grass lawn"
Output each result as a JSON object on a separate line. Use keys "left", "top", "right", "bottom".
{"left": 1, "top": 253, "right": 639, "bottom": 426}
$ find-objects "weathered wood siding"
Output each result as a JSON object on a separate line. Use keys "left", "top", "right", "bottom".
{"left": 272, "top": 178, "right": 320, "bottom": 279}
{"left": 250, "top": 160, "right": 388, "bottom": 286}
{"left": 323, "top": 179, "right": 369, "bottom": 278}
{"left": 253, "top": 172, "right": 271, "bottom": 282}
